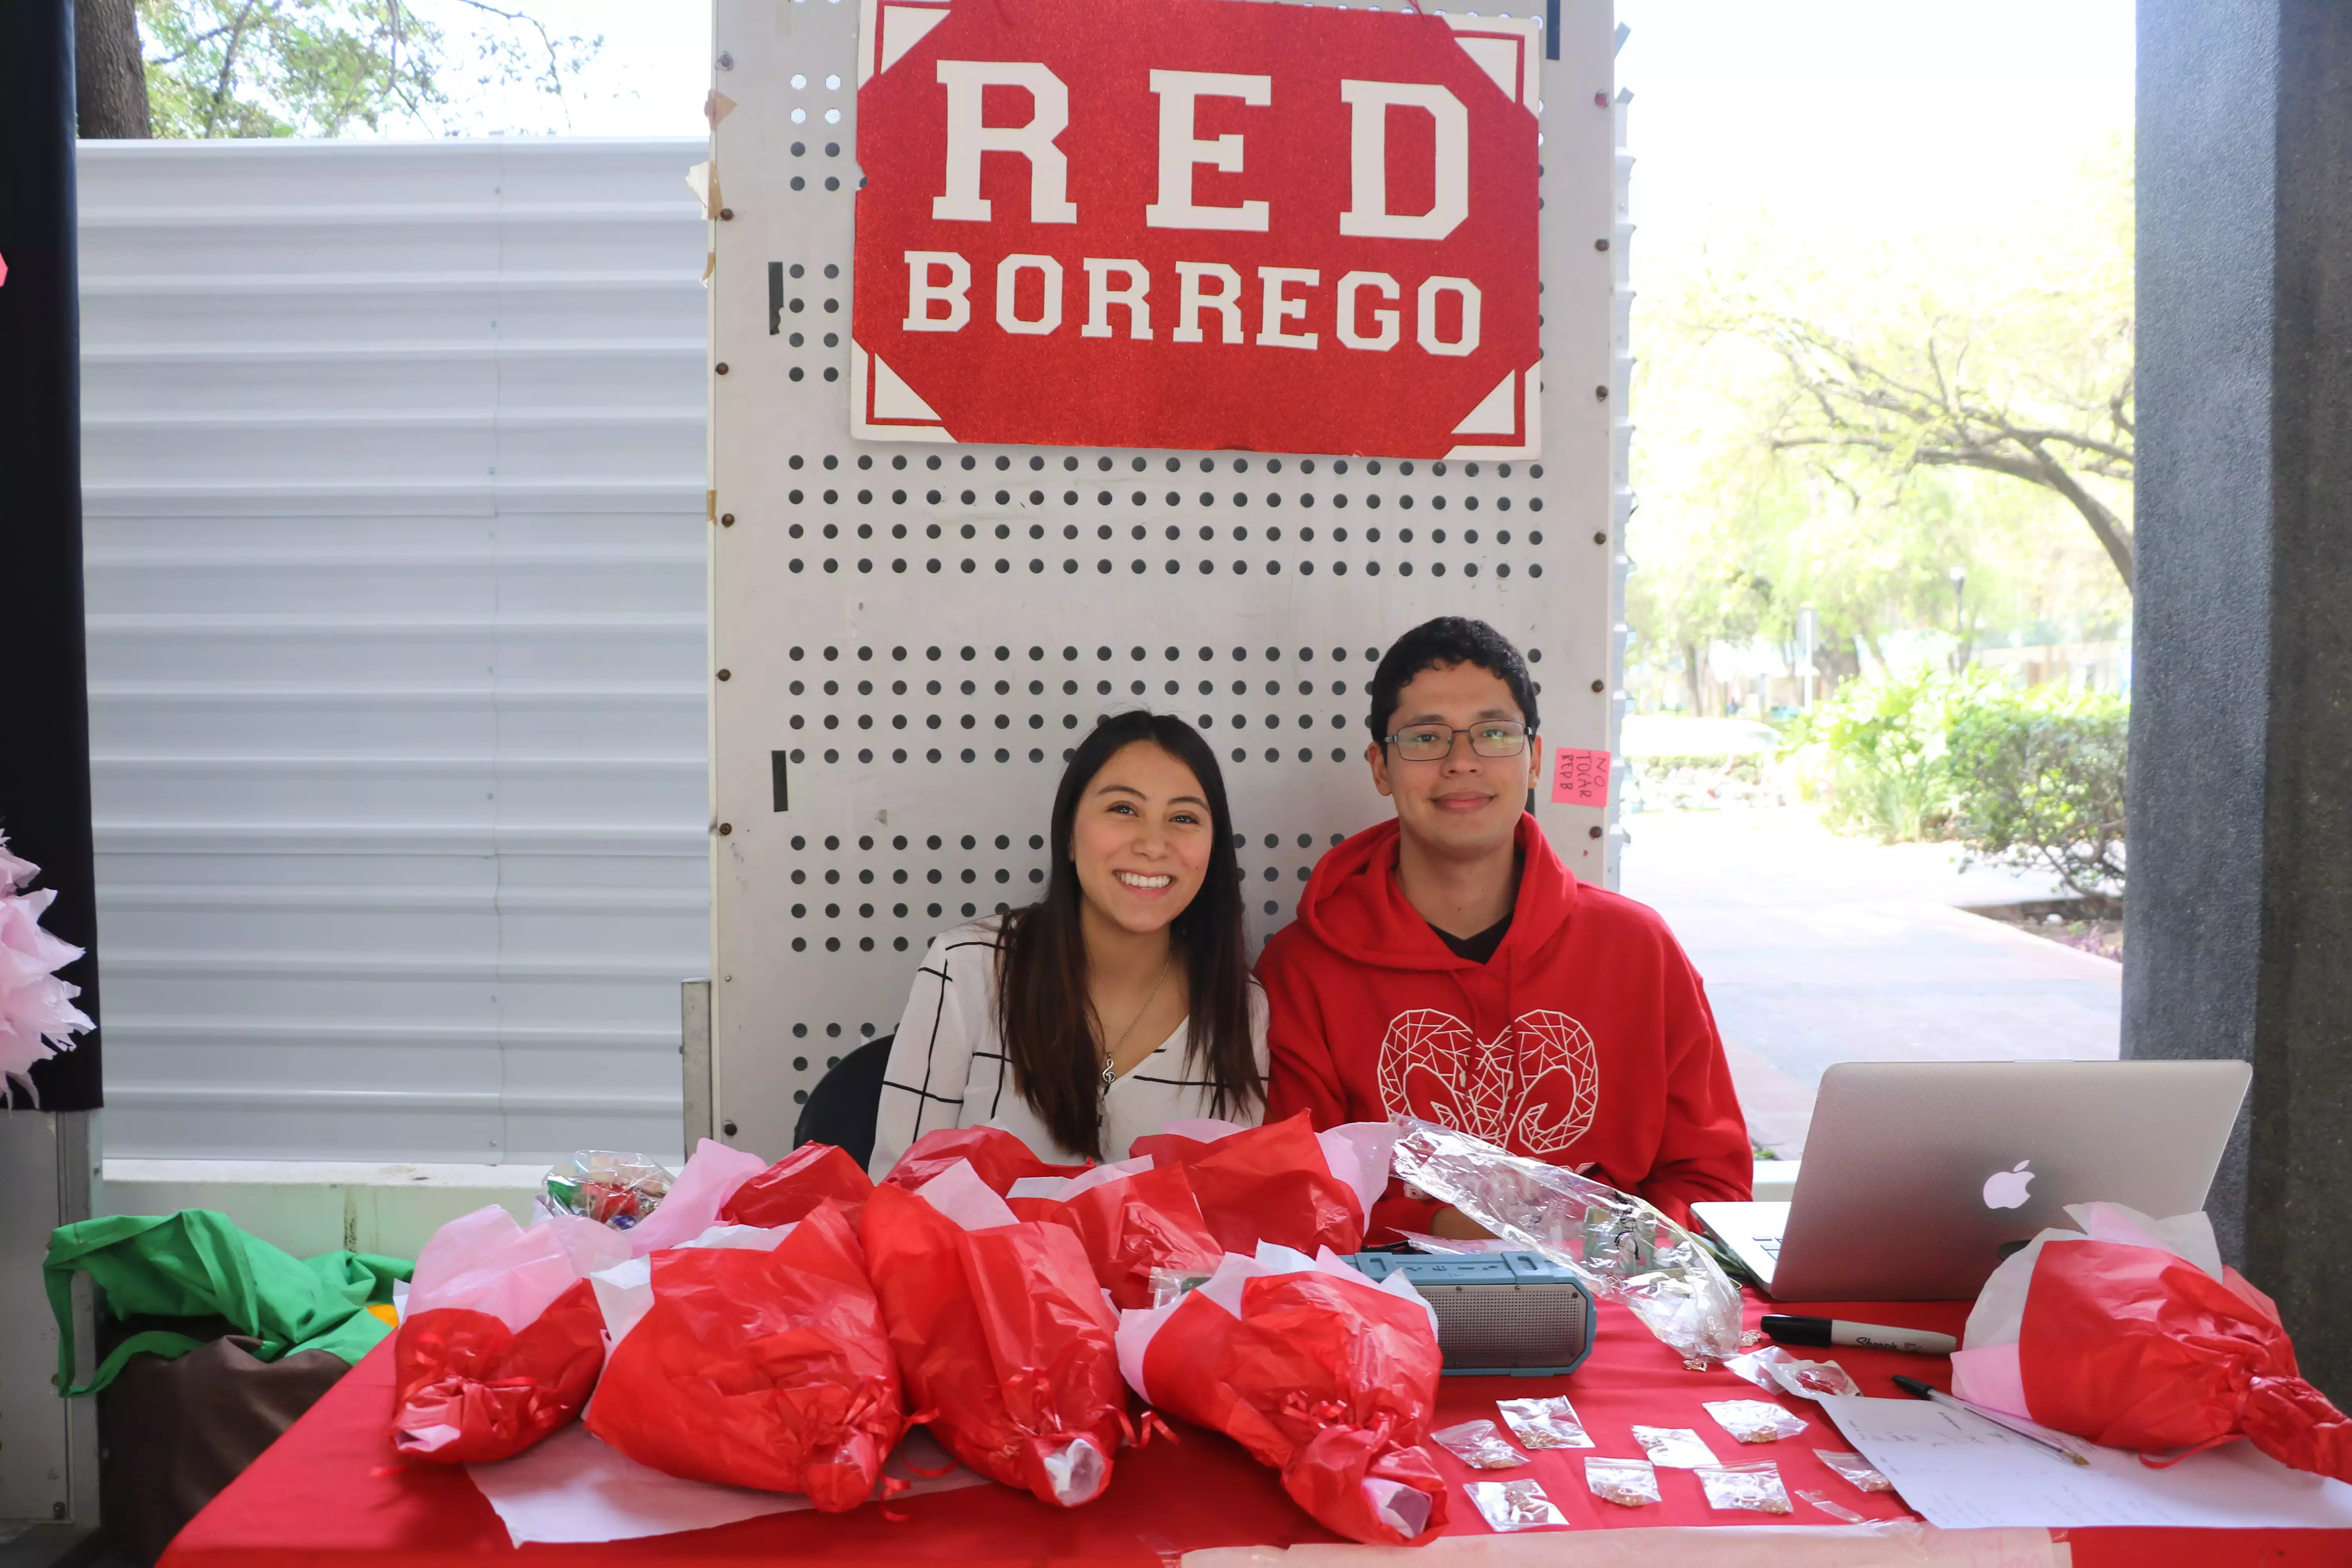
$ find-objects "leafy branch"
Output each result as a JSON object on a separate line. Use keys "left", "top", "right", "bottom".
{"left": 1743, "top": 310, "right": 2136, "bottom": 589}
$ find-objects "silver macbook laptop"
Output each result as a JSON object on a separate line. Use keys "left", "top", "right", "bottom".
{"left": 1695, "top": 1060, "right": 2250, "bottom": 1302}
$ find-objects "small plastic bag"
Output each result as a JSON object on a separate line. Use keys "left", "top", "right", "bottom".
{"left": 543, "top": 1151, "right": 671, "bottom": 1229}
{"left": 1431, "top": 1419, "right": 1528, "bottom": 1470}
{"left": 1495, "top": 1396, "right": 1593, "bottom": 1450}
{"left": 1631, "top": 1424, "right": 1719, "bottom": 1468}
{"left": 1723, "top": 1343, "right": 1800, "bottom": 1392}
{"left": 1464, "top": 1479, "right": 1568, "bottom": 1532}
{"left": 1583, "top": 1455, "right": 1661, "bottom": 1507}
{"left": 1798, "top": 1488, "right": 1867, "bottom": 1523}
{"left": 1704, "top": 1398, "right": 1809, "bottom": 1444}
{"left": 1772, "top": 1359, "right": 1863, "bottom": 1400}
{"left": 1696, "top": 1461, "right": 1792, "bottom": 1514}
{"left": 1815, "top": 1448, "right": 1895, "bottom": 1493}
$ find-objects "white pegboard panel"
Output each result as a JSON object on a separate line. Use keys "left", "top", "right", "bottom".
{"left": 708, "top": 0, "right": 1620, "bottom": 1158}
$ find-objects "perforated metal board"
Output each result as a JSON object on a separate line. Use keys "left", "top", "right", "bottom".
{"left": 708, "top": 0, "right": 1624, "bottom": 1158}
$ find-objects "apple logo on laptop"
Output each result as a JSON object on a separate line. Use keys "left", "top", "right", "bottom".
{"left": 1982, "top": 1160, "right": 2035, "bottom": 1210}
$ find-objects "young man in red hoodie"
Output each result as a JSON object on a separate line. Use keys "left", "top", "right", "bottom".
{"left": 1260, "top": 616, "right": 1751, "bottom": 1240}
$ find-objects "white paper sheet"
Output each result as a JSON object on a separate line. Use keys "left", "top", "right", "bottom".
{"left": 466, "top": 1423, "right": 990, "bottom": 1545}
{"left": 1818, "top": 1394, "right": 2352, "bottom": 1530}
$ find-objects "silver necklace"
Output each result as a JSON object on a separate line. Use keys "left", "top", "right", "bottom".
{"left": 1099, "top": 954, "right": 1174, "bottom": 1096}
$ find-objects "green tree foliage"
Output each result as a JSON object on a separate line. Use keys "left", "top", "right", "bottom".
{"left": 1947, "top": 686, "right": 2128, "bottom": 902}
{"left": 1626, "top": 141, "right": 2133, "bottom": 702}
{"left": 137, "top": 0, "right": 600, "bottom": 139}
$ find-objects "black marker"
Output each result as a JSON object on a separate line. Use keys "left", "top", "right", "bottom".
{"left": 1760, "top": 1314, "right": 1956, "bottom": 1357}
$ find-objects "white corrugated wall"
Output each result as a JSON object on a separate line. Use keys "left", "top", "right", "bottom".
{"left": 78, "top": 138, "right": 710, "bottom": 1164}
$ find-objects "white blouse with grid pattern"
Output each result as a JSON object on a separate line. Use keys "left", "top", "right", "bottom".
{"left": 866, "top": 918, "right": 1269, "bottom": 1180}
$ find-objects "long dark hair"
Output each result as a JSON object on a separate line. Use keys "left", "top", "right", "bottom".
{"left": 995, "top": 711, "right": 1259, "bottom": 1160}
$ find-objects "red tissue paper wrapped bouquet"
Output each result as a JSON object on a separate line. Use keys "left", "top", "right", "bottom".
{"left": 880, "top": 1124, "right": 1091, "bottom": 1196}
{"left": 1003, "top": 1156, "right": 1221, "bottom": 1310}
{"left": 583, "top": 1201, "right": 905, "bottom": 1508}
{"left": 721, "top": 1140, "right": 876, "bottom": 1229}
{"left": 1116, "top": 1242, "right": 1450, "bottom": 1545}
{"left": 1126, "top": 1114, "right": 1396, "bottom": 1260}
{"left": 389, "top": 1204, "right": 629, "bottom": 1463}
{"left": 862, "top": 1158, "right": 1131, "bottom": 1507}
{"left": 1953, "top": 1201, "right": 2352, "bottom": 1479}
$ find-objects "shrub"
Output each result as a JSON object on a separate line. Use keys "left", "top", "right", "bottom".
{"left": 1945, "top": 686, "right": 2127, "bottom": 903}
{"left": 1784, "top": 665, "right": 2002, "bottom": 842}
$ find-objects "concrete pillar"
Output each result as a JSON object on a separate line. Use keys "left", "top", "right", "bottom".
{"left": 2131, "top": 1, "right": 2352, "bottom": 1401}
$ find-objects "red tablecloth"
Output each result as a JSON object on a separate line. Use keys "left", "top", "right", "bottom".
{"left": 161, "top": 1292, "right": 2346, "bottom": 1566}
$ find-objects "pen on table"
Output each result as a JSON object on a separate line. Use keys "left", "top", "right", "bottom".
{"left": 1891, "top": 1375, "right": 2091, "bottom": 1466}
{"left": 1760, "top": 1314, "right": 1957, "bottom": 1357}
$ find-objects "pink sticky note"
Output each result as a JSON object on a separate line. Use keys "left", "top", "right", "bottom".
{"left": 1551, "top": 748, "right": 1610, "bottom": 808}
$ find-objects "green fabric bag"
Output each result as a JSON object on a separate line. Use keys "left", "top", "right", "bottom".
{"left": 44, "top": 1210, "right": 410, "bottom": 1397}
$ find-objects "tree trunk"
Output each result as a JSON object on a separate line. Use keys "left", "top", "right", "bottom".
{"left": 75, "top": 0, "right": 152, "bottom": 139}
{"left": 1682, "top": 642, "right": 1706, "bottom": 717}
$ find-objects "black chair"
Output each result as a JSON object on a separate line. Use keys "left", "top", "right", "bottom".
{"left": 791, "top": 1033, "right": 893, "bottom": 1169}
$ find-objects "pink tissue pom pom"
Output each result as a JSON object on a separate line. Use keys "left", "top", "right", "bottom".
{"left": 0, "top": 833, "right": 93, "bottom": 1103}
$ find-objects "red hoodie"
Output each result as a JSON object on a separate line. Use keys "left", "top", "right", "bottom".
{"left": 1259, "top": 815, "right": 1751, "bottom": 1240}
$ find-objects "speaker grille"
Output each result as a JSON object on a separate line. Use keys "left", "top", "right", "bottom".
{"left": 1421, "top": 1281, "right": 1591, "bottom": 1370}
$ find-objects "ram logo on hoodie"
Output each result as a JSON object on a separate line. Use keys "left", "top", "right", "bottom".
{"left": 1376, "top": 1008, "right": 1599, "bottom": 1156}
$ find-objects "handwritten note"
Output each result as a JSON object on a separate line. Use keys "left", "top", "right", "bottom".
{"left": 1817, "top": 1395, "right": 2352, "bottom": 1530}
{"left": 1551, "top": 748, "right": 1610, "bottom": 808}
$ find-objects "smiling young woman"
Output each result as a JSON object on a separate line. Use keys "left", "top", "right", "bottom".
{"left": 867, "top": 710, "right": 1265, "bottom": 1174}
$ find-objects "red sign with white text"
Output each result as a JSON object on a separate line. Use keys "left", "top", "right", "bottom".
{"left": 851, "top": 0, "right": 1542, "bottom": 457}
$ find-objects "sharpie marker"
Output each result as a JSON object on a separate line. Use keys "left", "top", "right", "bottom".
{"left": 1760, "top": 1314, "right": 1957, "bottom": 1357}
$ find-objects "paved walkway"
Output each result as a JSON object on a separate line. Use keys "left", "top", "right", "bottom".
{"left": 1616, "top": 808, "right": 2122, "bottom": 1156}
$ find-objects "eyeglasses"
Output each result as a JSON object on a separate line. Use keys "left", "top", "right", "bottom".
{"left": 1384, "top": 721, "right": 1530, "bottom": 761}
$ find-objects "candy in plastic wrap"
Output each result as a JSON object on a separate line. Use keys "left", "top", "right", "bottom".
{"left": 543, "top": 1151, "right": 671, "bottom": 1230}
{"left": 1430, "top": 1419, "right": 1528, "bottom": 1470}
{"left": 1703, "top": 1398, "right": 1808, "bottom": 1444}
{"left": 1583, "top": 1455, "right": 1661, "bottom": 1507}
{"left": 1815, "top": 1448, "right": 1895, "bottom": 1492}
{"left": 1772, "top": 1358, "right": 1862, "bottom": 1400}
{"left": 1495, "top": 1396, "right": 1593, "bottom": 1450}
{"left": 1390, "top": 1118, "right": 1744, "bottom": 1366}
{"left": 1630, "top": 1425, "right": 1719, "bottom": 1468}
{"left": 1696, "top": 1461, "right": 1791, "bottom": 1514}
{"left": 1798, "top": 1488, "right": 1867, "bottom": 1523}
{"left": 1463, "top": 1479, "right": 1567, "bottom": 1532}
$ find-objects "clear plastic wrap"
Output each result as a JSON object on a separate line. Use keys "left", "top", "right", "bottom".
{"left": 543, "top": 1152, "right": 672, "bottom": 1230}
{"left": 1696, "top": 1461, "right": 1791, "bottom": 1514}
{"left": 1583, "top": 1455, "right": 1661, "bottom": 1507}
{"left": 1495, "top": 1396, "right": 1593, "bottom": 1450}
{"left": 1630, "top": 1425, "right": 1719, "bottom": 1469}
{"left": 1723, "top": 1344, "right": 1800, "bottom": 1392}
{"left": 1430, "top": 1419, "right": 1528, "bottom": 1469}
{"left": 1147, "top": 1265, "right": 1214, "bottom": 1308}
{"left": 1798, "top": 1488, "right": 1867, "bottom": 1523}
{"left": 1702, "top": 1398, "right": 1808, "bottom": 1444}
{"left": 1815, "top": 1448, "right": 1894, "bottom": 1492}
{"left": 1390, "top": 1118, "right": 1744, "bottom": 1366}
{"left": 1463, "top": 1479, "right": 1567, "bottom": 1531}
